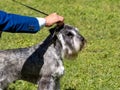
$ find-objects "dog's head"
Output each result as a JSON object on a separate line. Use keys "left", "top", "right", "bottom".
{"left": 50, "top": 24, "right": 86, "bottom": 59}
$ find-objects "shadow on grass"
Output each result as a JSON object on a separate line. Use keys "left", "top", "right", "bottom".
{"left": 65, "top": 87, "right": 76, "bottom": 90}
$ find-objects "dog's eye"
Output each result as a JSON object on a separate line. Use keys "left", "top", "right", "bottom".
{"left": 66, "top": 32, "right": 73, "bottom": 37}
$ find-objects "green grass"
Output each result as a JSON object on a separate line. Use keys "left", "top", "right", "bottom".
{"left": 0, "top": 0, "right": 120, "bottom": 90}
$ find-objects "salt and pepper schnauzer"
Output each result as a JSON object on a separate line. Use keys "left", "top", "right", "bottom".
{"left": 0, "top": 24, "right": 86, "bottom": 90}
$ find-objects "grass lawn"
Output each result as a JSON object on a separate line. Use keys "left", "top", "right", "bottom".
{"left": 0, "top": 0, "right": 120, "bottom": 90}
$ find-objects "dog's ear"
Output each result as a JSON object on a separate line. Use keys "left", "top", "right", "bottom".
{"left": 49, "top": 24, "right": 65, "bottom": 40}
{"left": 54, "top": 24, "right": 64, "bottom": 32}
{"left": 49, "top": 24, "right": 64, "bottom": 35}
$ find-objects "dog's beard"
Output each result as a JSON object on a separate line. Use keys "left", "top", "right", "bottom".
{"left": 65, "top": 52, "right": 78, "bottom": 59}
{"left": 63, "top": 41, "right": 86, "bottom": 59}
{"left": 62, "top": 47, "right": 79, "bottom": 59}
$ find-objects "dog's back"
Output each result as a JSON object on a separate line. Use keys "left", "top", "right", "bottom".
{"left": 0, "top": 47, "right": 33, "bottom": 89}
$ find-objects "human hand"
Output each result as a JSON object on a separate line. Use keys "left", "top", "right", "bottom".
{"left": 45, "top": 13, "right": 64, "bottom": 27}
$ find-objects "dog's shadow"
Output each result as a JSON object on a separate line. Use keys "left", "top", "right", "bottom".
{"left": 65, "top": 87, "right": 76, "bottom": 90}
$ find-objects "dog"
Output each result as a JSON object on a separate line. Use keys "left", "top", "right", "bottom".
{"left": 0, "top": 24, "right": 86, "bottom": 90}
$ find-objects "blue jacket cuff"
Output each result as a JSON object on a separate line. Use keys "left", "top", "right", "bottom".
{"left": 36, "top": 18, "right": 46, "bottom": 29}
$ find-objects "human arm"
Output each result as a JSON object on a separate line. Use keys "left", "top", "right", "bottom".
{"left": 0, "top": 11, "right": 64, "bottom": 33}
{"left": 0, "top": 10, "right": 41, "bottom": 33}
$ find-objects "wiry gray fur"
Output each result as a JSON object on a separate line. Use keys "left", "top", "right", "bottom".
{"left": 0, "top": 24, "right": 86, "bottom": 90}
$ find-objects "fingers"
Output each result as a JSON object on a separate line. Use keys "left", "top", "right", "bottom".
{"left": 44, "top": 13, "right": 64, "bottom": 27}
{"left": 57, "top": 14, "right": 64, "bottom": 26}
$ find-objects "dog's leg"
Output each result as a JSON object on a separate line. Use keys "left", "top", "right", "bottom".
{"left": 54, "top": 78, "right": 60, "bottom": 90}
{"left": 38, "top": 75, "right": 56, "bottom": 90}
{"left": 0, "top": 67, "right": 8, "bottom": 90}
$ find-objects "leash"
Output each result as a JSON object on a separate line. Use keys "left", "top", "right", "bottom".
{"left": 12, "top": 0, "right": 65, "bottom": 31}
{"left": 12, "top": 0, "right": 64, "bottom": 27}
{"left": 12, "top": 0, "right": 49, "bottom": 16}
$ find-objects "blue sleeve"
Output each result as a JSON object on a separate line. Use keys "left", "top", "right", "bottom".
{"left": 0, "top": 10, "right": 40, "bottom": 33}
